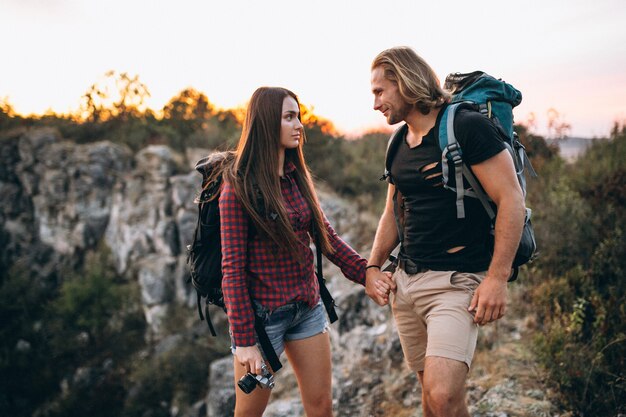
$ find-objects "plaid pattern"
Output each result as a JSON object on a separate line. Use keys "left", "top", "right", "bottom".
{"left": 220, "top": 163, "right": 366, "bottom": 346}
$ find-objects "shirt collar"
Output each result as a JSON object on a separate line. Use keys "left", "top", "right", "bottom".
{"left": 283, "top": 161, "right": 297, "bottom": 176}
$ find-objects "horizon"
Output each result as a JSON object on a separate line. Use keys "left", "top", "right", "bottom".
{"left": 0, "top": 82, "right": 613, "bottom": 141}
{"left": 1, "top": 0, "right": 625, "bottom": 139}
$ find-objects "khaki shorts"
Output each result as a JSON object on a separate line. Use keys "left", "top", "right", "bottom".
{"left": 391, "top": 268, "right": 485, "bottom": 372}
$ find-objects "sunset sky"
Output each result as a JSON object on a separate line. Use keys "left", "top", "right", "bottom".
{"left": 1, "top": 0, "right": 625, "bottom": 138}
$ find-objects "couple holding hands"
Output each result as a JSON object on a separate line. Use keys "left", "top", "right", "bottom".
{"left": 217, "top": 46, "right": 525, "bottom": 417}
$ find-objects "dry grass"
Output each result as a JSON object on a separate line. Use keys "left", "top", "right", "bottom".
{"left": 466, "top": 286, "right": 567, "bottom": 417}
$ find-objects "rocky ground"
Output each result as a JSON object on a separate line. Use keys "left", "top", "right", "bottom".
{"left": 466, "top": 316, "right": 566, "bottom": 417}
{"left": 205, "top": 280, "right": 571, "bottom": 417}
{"left": 201, "top": 185, "right": 571, "bottom": 417}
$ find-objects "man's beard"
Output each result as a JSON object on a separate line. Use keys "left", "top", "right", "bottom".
{"left": 388, "top": 101, "right": 412, "bottom": 125}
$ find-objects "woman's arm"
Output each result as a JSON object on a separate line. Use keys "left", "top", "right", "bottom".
{"left": 219, "top": 180, "right": 257, "bottom": 347}
{"left": 320, "top": 213, "right": 367, "bottom": 286}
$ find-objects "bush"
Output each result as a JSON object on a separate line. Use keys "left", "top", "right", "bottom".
{"left": 533, "top": 230, "right": 626, "bottom": 415}
{"left": 0, "top": 264, "right": 57, "bottom": 417}
{"left": 123, "top": 340, "right": 226, "bottom": 417}
{"left": 0, "top": 247, "right": 147, "bottom": 417}
{"left": 529, "top": 130, "right": 626, "bottom": 416}
{"left": 47, "top": 249, "right": 145, "bottom": 358}
{"left": 529, "top": 174, "right": 597, "bottom": 277}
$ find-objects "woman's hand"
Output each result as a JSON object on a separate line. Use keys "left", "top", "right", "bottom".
{"left": 365, "top": 268, "right": 396, "bottom": 306}
{"left": 235, "top": 345, "right": 265, "bottom": 374}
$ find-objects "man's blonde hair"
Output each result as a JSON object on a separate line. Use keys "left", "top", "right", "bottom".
{"left": 372, "top": 46, "right": 450, "bottom": 115}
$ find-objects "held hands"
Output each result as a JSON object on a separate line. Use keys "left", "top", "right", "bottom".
{"left": 468, "top": 276, "right": 508, "bottom": 325}
{"left": 235, "top": 345, "right": 265, "bottom": 375}
{"left": 365, "top": 267, "right": 396, "bottom": 306}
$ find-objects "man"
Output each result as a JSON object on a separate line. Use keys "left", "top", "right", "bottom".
{"left": 363, "top": 46, "right": 525, "bottom": 416}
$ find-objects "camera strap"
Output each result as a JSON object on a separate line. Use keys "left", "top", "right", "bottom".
{"left": 250, "top": 228, "right": 338, "bottom": 374}
{"left": 254, "top": 316, "right": 282, "bottom": 372}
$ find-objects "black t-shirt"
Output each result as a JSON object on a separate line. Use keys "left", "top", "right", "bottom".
{"left": 389, "top": 104, "right": 507, "bottom": 272}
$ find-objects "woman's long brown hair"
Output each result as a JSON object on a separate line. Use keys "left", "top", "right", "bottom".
{"left": 222, "top": 87, "right": 333, "bottom": 259}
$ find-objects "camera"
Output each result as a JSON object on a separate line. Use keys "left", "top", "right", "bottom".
{"left": 237, "top": 363, "right": 275, "bottom": 394}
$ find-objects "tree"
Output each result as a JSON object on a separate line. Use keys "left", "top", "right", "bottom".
{"left": 0, "top": 97, "right": 24, "bottom": 130}
{"left": 162, "top": 88, "right": 215, "bottom": 138}
{"left": 300, "top": 103, "right": 337, "bottom": 136}
{"left": 546, "top": 108, "right": 571, "bottom": 140}
{"left": 78, "top": 71, "right": 151, "bottom": 123}
{"left": 111, "top": 71, "right": 151, "bottom": 121}
{"left": 79, "top": 82, "right": 108, "bottom": 123}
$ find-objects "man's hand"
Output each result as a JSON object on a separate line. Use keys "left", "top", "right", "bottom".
{"left": 366, "top": 268, "right": 396, "bottom": 306}
{"left": 235, "top": 345, "right": 265, "bottom": 374}
{"left": 468, "top": 276, "right": 508, "bottom": 325}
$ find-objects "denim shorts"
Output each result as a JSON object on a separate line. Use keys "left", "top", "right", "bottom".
{"left": 231, "top": 300, "right": 329, "bottom": 358}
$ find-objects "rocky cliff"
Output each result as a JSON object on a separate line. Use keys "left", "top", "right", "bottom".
{"left": 1, "top": 127, "right": 197, "bottom": 335}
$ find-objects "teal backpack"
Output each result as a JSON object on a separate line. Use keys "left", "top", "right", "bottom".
{"left": 384, "top": 71, "right": 537, "bottom": 280}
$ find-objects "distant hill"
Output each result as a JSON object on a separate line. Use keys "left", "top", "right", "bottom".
{"left": 546, "top": 136, "right": 609, "bottom": 161}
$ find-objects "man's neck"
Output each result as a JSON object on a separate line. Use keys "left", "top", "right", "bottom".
{"left": 404, "top": 107, "right": 442, "bottom": 147}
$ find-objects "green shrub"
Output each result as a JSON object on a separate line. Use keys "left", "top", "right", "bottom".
{"left": 533, "top": 238, "right": 626, "bottom": 415}
{"left": 123, "top": 340, "right": 225, "bottom": 417}
{"left": 530, "top": 176, "right": 598, "bottom": 277}
{"left": 530, "top": 130, "right": 626, "bottom": 416}
{"left": 0, "top": 247, "right": 147, "bottom": 417}
{"left": 52, "top": 265, "right": 121, "bottom": 338}
{"left": 0, "top": 264, "right": 57, "bottom": 417}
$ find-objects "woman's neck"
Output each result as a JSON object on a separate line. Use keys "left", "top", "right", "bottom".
{"left": 278, "top": 148, "right": 285, "bottom": 177}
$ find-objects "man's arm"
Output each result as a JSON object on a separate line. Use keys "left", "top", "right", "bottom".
{"left": 366, "top": 183, "right": 400, "bottom": 305}
{"left": 468, "top": 149, "right": 525, "bottom": 325}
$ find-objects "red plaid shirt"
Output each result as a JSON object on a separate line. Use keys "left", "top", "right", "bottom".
{"left": 219, "top": 163, "right": 366, "bottom": 346}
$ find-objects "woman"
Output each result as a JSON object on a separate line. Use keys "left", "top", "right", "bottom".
{"left": 218, "top": 87, "right": 367, "bottom": 417}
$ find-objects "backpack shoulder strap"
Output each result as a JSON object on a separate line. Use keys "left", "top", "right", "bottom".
{"left": 439, "top": 102, "right": 496, "bottom": 220}
{"left": 312, "top": 228, "right": 338, "bottom": 323}
{"left": 382, "top": 124, "right": 408, "bottom": 182}
{"left": 381, "top": 125, "right": 408, "bottom": 254}
{"left": 439, "top": 103, "right": 468, "bottom": 218}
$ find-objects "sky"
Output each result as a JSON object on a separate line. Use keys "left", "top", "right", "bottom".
{"left": 1, "top": 0, "right": 625, "bottom": 138}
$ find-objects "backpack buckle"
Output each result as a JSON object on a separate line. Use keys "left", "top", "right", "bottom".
{"left": 447, "top": 142, "right": 460, "bottom": 153}
{"left": 446, "top": 143, "right": 463, "bottom": 165}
